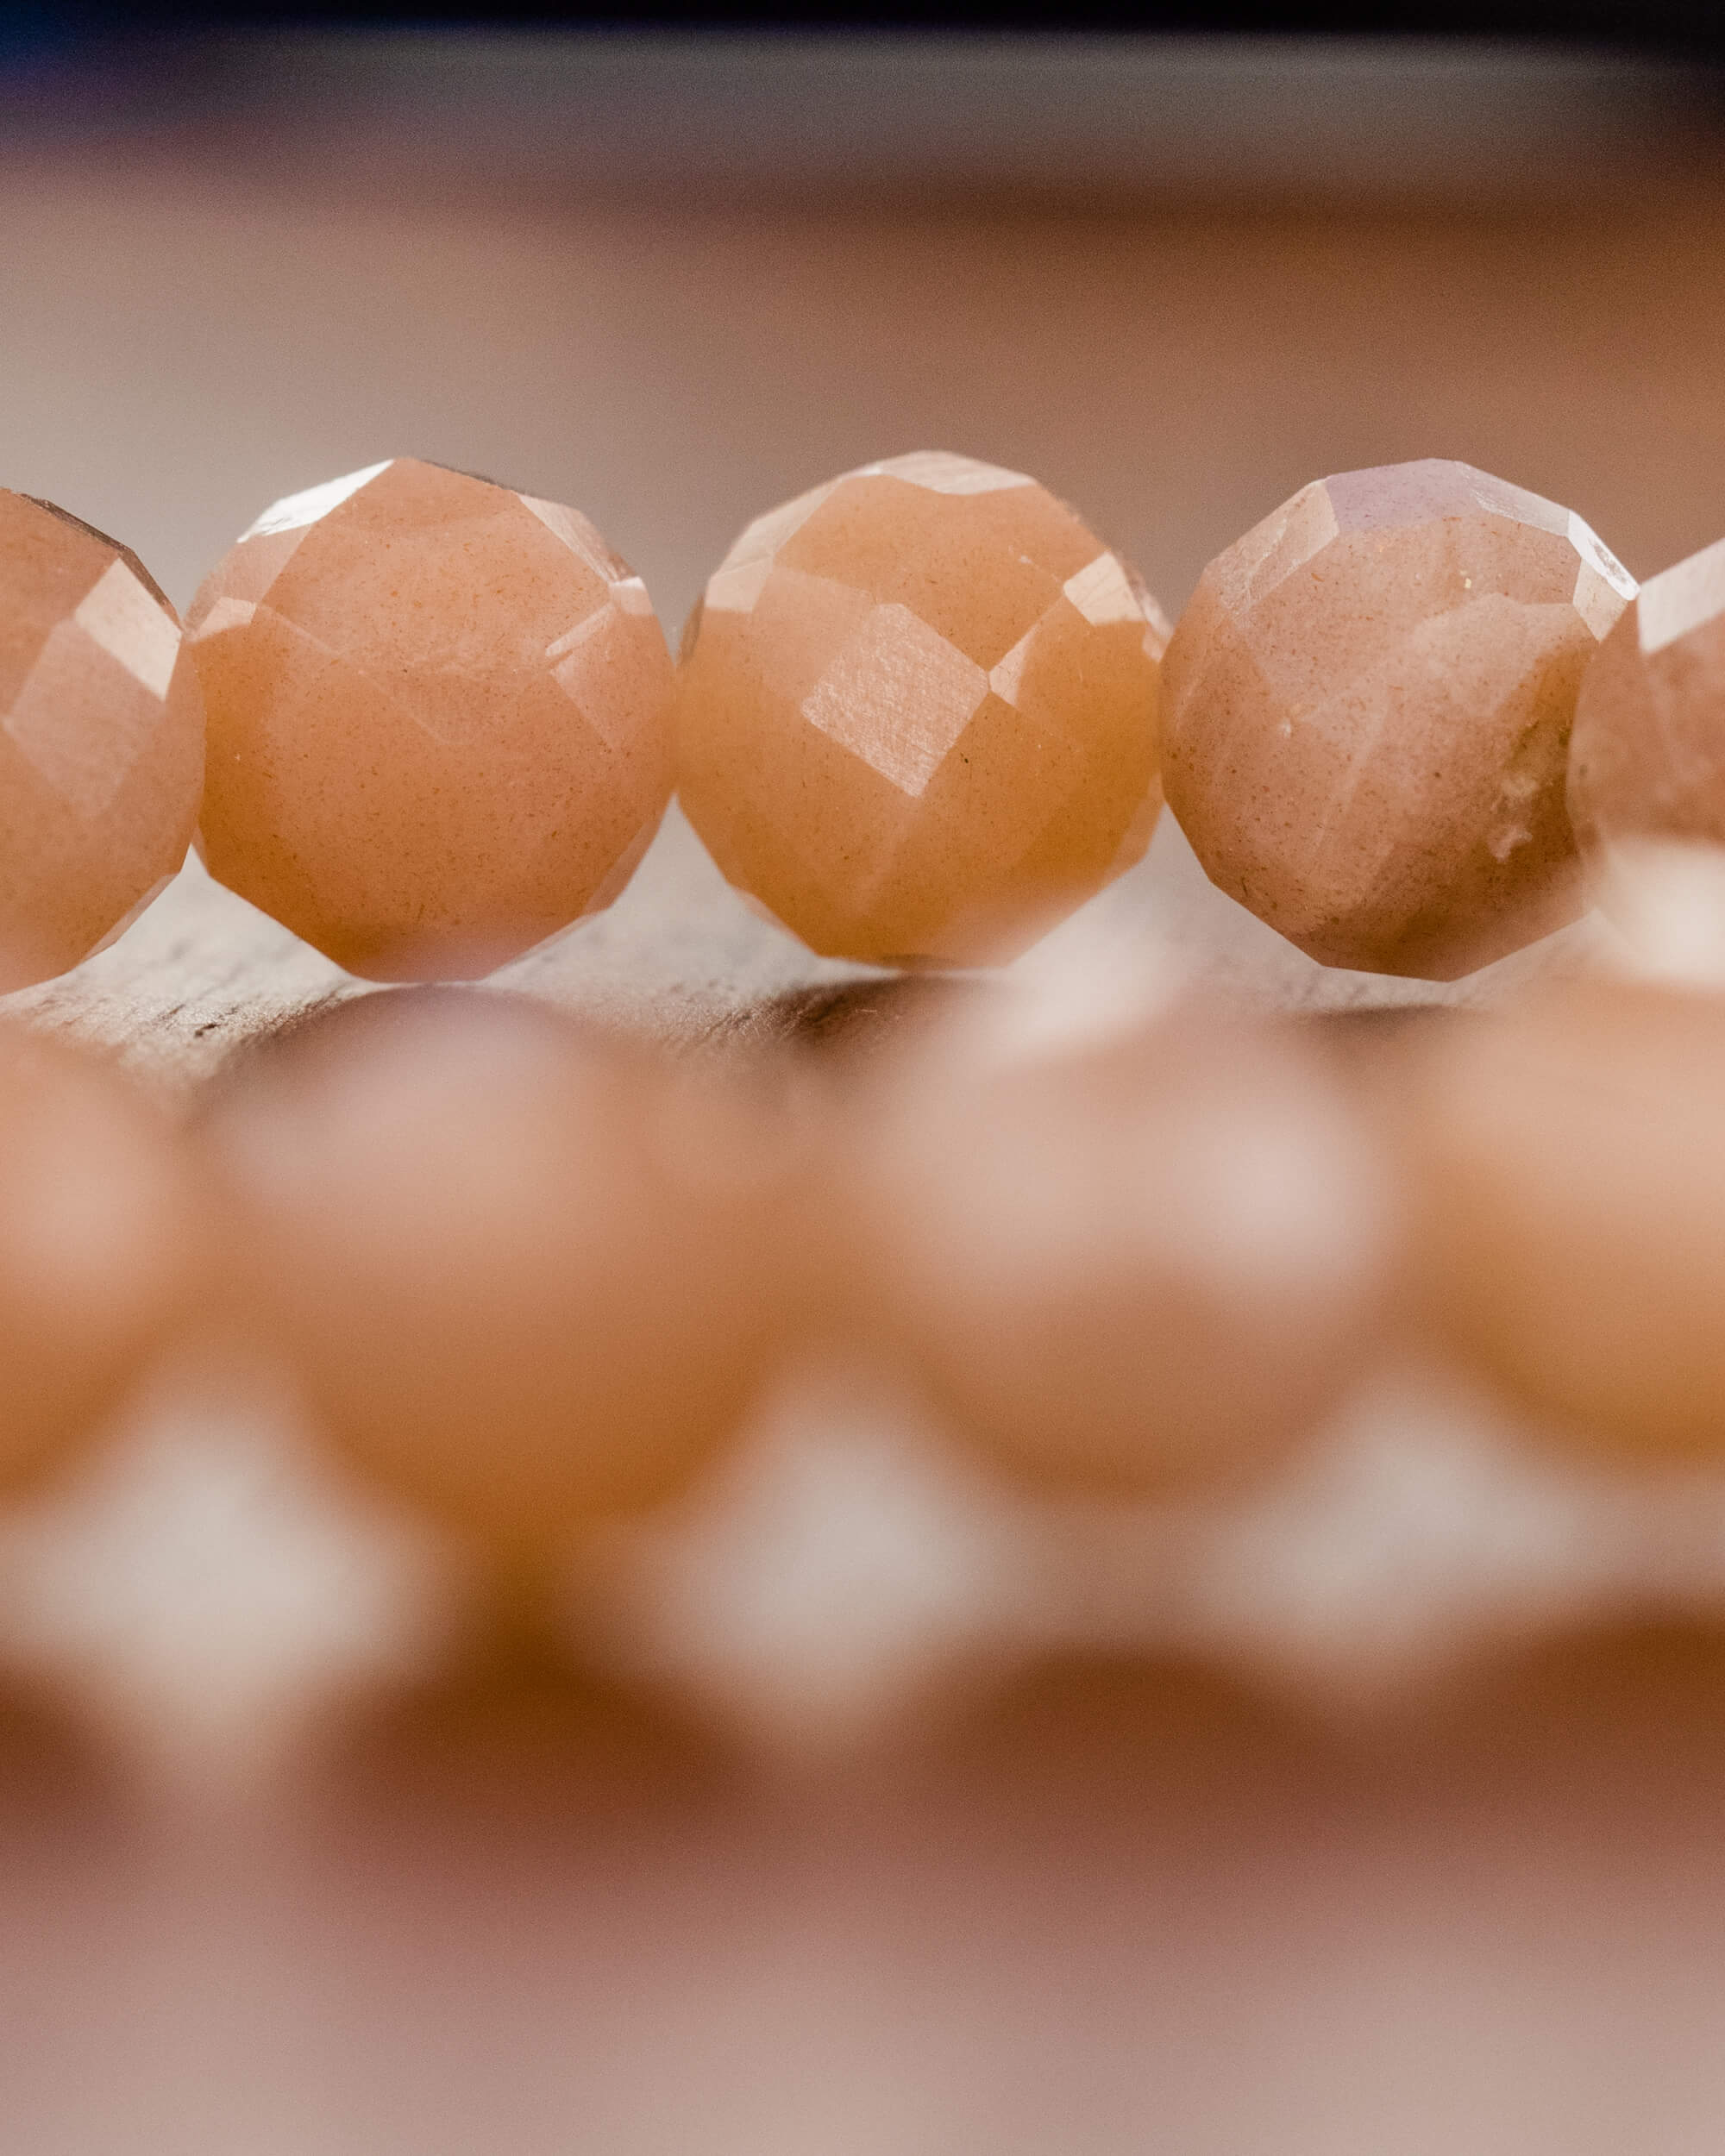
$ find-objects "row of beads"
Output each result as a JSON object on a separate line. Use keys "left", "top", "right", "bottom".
{"left": 1, "top": 968, "right": 1722, "bottom": 1548}
{"left": 3, "top": 453, "right": 1720, "bottom": 993}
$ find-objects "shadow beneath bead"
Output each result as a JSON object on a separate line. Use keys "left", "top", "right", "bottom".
{"left": 1417, "top": 1616, "right": 1725, "bottom": 1793}
{"left": 1294, "top": 1003, "right": 1458, "bottom": 1047}
{"left": 748, "top": 972, "right": 1003, "bottom": 1068}
{"left": 922, "top": 1649, "right": 1354, "bottom": 1814}
{"left": 919, "top": 1619, "right": 1725, "bottom": 1827}
{"left": 203, "top": 980, "right": 624, "bottom": 1096}
{"left": 201, "top": 983, "right": 374, "bottom": 1082}
{"left": 1291, "top": 1003, "right": 1473, "bottom": 1116}
{"left": 216, "top": 972, "right": 1000, "bottom": 1094}
{"left": 0, "top": 1668, "right": 133, "bottom": 1858}
{"left": 1292, "top": 1000, "right": 1465, "bottom": 1069}
{"left": 299, "top": 1631, "right": 739, "bottom": 1863}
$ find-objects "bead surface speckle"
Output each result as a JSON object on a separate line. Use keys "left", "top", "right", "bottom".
{"left": 0, "top": 490, "right": 203, "bottom": 989}
{"left": 1568, "top": 533, "right": 1725, "bottom": 862}
{"left": 675, "top": 451, "right": 1166, "bottom": 968}
{"left": 1162, "top": 459, "right": 1634, "bottom": 980}
{"left": 186, "top": 459, "right": 674, "bottom": 982}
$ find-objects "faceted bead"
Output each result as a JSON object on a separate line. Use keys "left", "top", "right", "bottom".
{"left": 204, "top": 990, "right": 800, "bottom": 1552}
{"left": 1397, "top": 980, "right": 1725, "bottom": 1457}
{"left": 675, "top": 451, "right": 1167, "bottom": 968}
{"left": 1162, "top": 460, "right": 1635, "bottom": 980}
{"left": 0, "top": 1024, "right": 207, "bottom": 1487}
{"left": 843, "top": 1006, "right": 1397, "bottom": 1491}
{"left": 186, "top": 460, "right": 674, "bottom": 981}
{"left": 1568, "top": 534, "right": 1725, "bottom": 858}
{"left": 0, "top": 489, "right": 203, "bottom": 990}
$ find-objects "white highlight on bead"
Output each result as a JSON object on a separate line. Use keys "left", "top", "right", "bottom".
{"left": 74, "top": 560, "right": 179, "bottom": 699}
{"left": 1639, "top": 534, "right": 1725, "bottom": 656}
{"left": 187, "top": 596, "right": 256, "bottom": 643}
{"left": 1063, "top": 550, "right": 1145, "bottom": 628}
{"left": 243, "top": 461, "right": 393, "bottom": 541}
{"left": 801, "top": 601, "right": 988, "bottom": 797}
{"left": 858, "top": 450, "right": 1034, "bottom": 496}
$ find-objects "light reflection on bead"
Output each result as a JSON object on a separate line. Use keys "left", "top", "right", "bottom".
{"left": 0, "top": 490, "right": 203, "bottom": 989}
{"left": 1163, "top": 460, "right": 1634, "bottom": 980}
{"left": 186, "top": 460, "right": 674, "bottom": 983}
{"left": 675, "top": 451, "right": 1166, "bottom": 968}
{"left": 1569, "top": 534, "right": 1725, "bottom": 867}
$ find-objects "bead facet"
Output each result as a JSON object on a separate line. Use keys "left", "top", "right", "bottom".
{"left": 1162, "top": 459, "right": 1634, "bottom": 980}
{"left": 186, "top": 460, "right": 674, "bottom": 981}
{"left": 0, "top": 490, "right": 203, "bottom": 988}
{"left": 675, "top": 451, "right": 1166, "bottom": 968}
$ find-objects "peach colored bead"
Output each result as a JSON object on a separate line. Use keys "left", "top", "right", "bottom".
{"left": 1398, "top": 979, "right": 1725, "bottom": 1457}
{"left": 0, "top": 1025, "right": 205, "bottom": 1485}
{"left": 1162, "top": 460, "right": 1634, "bottom": 980}
{"left": 204, "top": 991, "right": 798, "bottom": 1550}
{"left": 185, "top": 460, "right": 674, "bottom": 982}
{"left": 0, "top": 490, "right": 203, "bottom": 989}
{"left": 675, "top": 451, "right": 1166, "bottom": 967}
{"left": 1569, "top": 534, "right": 1725, "bottom": 859}
{"left": 844, "top": 1008, "right": 1398, "bottom": 1492}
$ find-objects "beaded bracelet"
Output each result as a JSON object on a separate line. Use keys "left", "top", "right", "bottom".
{"left": 3, "top": 448, "right": 1725, "bottom": 1606}
{"left": 8, "top": 444, "right": 1715, "bottom": 1002}
{"left": 0, "top": 950, "right": 1722, "bottom": 1590}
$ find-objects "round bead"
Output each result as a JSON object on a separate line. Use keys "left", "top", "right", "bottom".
{"left": 0, "top": 1025, "right": 205, "bottom": 1485}
{"left": 0, "top": 490, "right": 202, "bottom": 989}
{"left": 204, "top": 990, "right": 797, "bottom": 1551}
{"left": 1569, "top": 534, "right": 1725, "bottom": 859}
{"left": 1162, "top": 459, "right": 1634, "bottom": 980}
{"left": 1397, "top": 979, "right": 1725, "bottom": 1457}
{"left": 185, "top": 460, "right": 674, "bottom": 981}
{"left": 675, "top": 451, "right": 1166, "bottom": 968}
{"left": 844, "top": 1007, "right": 1397, "bottom": 1492}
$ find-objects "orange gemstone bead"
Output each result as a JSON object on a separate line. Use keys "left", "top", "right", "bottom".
{"left": 186, "top": 460, "right": 674, "bottom": 981}
{"left": 1569, "top": 534, "right": 1725, "bottom": 860}
{"left": 204, "top": 991, "right": 799, "bottom": 1551}
{"left": 844, "top": 1006, "right": 1398, "bottom": 1492}
{"left": 0, "top": 1025, "right": 207, "bottom": 1485}
{"left": 0, "top": 490, "right": 202, "bottom": 988}
{"left": 1163, "top": 460, "right": 1634, "bottom": 979}
{"left": 676, "top": 452, "right": 1166, "bottom": 968}
{"left": 1399, "top": 978, "right": 1725, "bottom": 1457}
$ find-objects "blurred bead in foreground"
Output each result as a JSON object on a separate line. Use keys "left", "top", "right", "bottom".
{"left": 840, "top": 1006, "right": 1399, "bottom": 1493}
{"left": 186, "top": 460, "right": 674, "bottom": 982}
{"left": 676, "top": 450, "right": 1166, "bottom": 967}
{"left": 0, "top": 1025, "right": 207, "bottom": 1485}
{"left": 1589, "top": 835, "right": 1725, "bottom": 990}
{"left": 1396, "top": 978, "right": 1725, "bottom": 1457}
{"left": 0, "top": 490, "right": 203, "bottom": 988}
{"left": 1162, "top": 459, "right": 1634, "bottom": 979}
{"left": 202, "top": 991, "right": 800, "bottom": 1554}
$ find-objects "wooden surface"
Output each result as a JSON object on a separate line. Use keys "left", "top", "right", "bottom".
{"left": 4, "top": 42, "right": 1725, "bottom": 2150}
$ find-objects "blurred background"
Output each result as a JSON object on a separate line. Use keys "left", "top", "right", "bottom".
{"left": 6, "top": 7, "right": 1725, "bottom": 2152}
